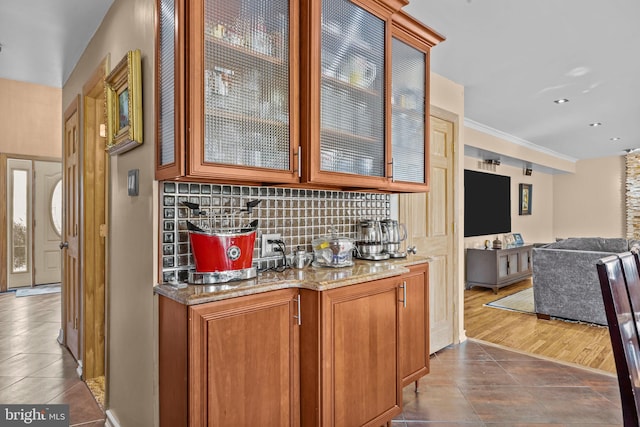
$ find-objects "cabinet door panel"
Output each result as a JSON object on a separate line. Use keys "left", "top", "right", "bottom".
{"left": 399, "top": 264, "right": 429, "bottom": 385}
{"left": 190, "top": 289, "right": 298, "bottom": 427}
{"left": 498, "top": 254, "right": 509, "bottom": 278}
{"left": 319, "top": 0, "right": 386, "bottom": 178}
{"left": 324, "top": 277, "right": 401, "bottom": 426}
{"left": 391, "top": 37, "right": 426, "bottom": 184}
{"left": 508, "top": 253, "right": 519, "bottom": 274}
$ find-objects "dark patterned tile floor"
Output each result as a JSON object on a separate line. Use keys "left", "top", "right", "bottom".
{"left": 0, "top": 289, "right": 624, "bottom": 426}
{"left": 0, "top": 291, "right": 105, "bottom": 426}
{"left": 394, "top": 340, "right": 623, "bottom": 426}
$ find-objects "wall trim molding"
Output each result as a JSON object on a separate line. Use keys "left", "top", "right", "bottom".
{"left": 105, "top": 410, "right": 121, "bottom": 427}
{"left": 464, "top": 118, "right": 578, "bottom": 163}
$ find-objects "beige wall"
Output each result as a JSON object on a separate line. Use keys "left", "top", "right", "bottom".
{"left": 553, "top": 155, "right": 625, "bottom": 239}
{"left": 0, "top": 78, "right": 61, "bottom": 158}
{"left": 462, "top": 157, "right": 555, "bottom": 249}
{"left": 62, "top": 0, "right": 156, "bottom": 425}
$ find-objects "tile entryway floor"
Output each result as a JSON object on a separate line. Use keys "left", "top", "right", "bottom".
{"left": 394, "top": 340, "right": 623, "bottom": 426}
{"left": 0, "top": 291, "right": 105, "bottom": 426}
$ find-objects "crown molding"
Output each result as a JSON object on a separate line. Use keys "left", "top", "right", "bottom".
{"left": 464, "top": 118, "right": 578, "bottom": 163}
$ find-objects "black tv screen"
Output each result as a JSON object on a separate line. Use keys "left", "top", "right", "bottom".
{"left": 464, "top": 170, "right": 511, "bottom": 237}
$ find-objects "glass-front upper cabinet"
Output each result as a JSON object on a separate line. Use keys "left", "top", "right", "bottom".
{"left": 388, "top": 11, "right": 444, "bottom": 191}
{"left": 301, "top": 0, "right": 399, "bottom": 189}
{"left": 156, "top": 0, "right": 299, "bottom": 183}
{"left": 319, "top": 0, "right": 385, "bottom": 178}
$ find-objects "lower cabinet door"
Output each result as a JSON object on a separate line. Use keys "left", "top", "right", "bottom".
{"left": 322, "top": 276, "right": 402, "bottom": 427}
{"left": 399, "top": 263, "right": 429, "bottom": 386}
{"left": 189, "top": 289, "right": 300, "bottom": 427}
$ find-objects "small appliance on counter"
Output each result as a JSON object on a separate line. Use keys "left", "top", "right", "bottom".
{"left": 291, "top": 246, "right": 313, "bottom": 269}
{"left": 312, "top": 230, "right": 355, "bottom": 268}
{"left": 184, "top": 200, "right": 261, "bottom": 284}
{"left": 380, "top": 218, "right": 408, "bottom": 258}
{"left": 354, "top": 219, "right": 389, "bottom": 261}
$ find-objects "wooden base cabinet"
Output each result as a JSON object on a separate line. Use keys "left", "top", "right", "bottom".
{"left": 300, "top": 276, "right": 403, "bottom": 427}
{"left": 399, "top": 263, "right": 429, "bottom": 387}
{"left": 159, "top": 289, "right": 300, "bottom": 427}
{"left": 159, "top": 266, "right": 430, "bottom": 427}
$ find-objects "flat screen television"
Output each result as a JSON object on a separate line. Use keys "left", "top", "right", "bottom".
{"left": 464, "top": 169, "right": 511, "bottom": 237}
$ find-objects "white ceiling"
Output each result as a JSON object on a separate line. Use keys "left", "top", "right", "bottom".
{"left": 1, "top": 0, "right": 638, "bottom": 162}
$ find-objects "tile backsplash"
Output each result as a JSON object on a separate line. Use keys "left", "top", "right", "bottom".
{"left": 160, "top": 181, "right": 390, "bottom": 283}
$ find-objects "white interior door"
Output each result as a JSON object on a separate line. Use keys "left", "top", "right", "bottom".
{"left": 399, "top": 116, "right": 456, "bottom": 353}
{"left": 7, "top": 158, "right": 33, "bottom": 289}
{"left": 34, "top": 160, "right": 62, "bottom": 285}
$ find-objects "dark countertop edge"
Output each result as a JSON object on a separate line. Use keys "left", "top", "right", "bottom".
{"left": 154, "top": 256, "right": 429, "bottom": 306}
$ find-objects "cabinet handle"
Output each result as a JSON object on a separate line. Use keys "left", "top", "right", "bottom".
{"left": 399, "top": 281, "right": 407, "bottom": 308}
{"left": 293, "top": 294, "right": 301, "bottom": 325}
{"left": 294, "top": 146, "right": 301, "bottom": 178}
{"left": 388, "top": 158, "right": 395, "bottom": 182}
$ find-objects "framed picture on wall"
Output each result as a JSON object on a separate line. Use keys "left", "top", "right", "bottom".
{"left": 105, "top": 49, "right": 143, "bottom": 155}
{"left": 519, "top": 183, "right": 532, "bottom": 215}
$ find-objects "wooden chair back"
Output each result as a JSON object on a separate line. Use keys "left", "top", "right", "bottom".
{"left": 620, "top": 251, "right": 640, "bottom": 334}
{"left": 597, "top": 254, "right": 640, "bottom": 427}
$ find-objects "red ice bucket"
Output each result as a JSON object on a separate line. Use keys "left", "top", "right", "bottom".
{"left": 189, "top": 229, "right": 257, "bottom": 273}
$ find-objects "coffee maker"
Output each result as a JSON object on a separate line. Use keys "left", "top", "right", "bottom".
{"left": 380, "top": 219, "right": 408, "bottom": 258}
{"left": 355, "top": 219, "right": 390, "bottom": 260}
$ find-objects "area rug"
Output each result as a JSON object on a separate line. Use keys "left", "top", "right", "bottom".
{"left": 484, "top": 287, "right": 535, "bottom": 314}
{"left": 15, "top": 283, "right": 61, "bottom": 297}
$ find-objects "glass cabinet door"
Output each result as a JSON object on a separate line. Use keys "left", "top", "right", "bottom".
{"left": 319, "top": 0, "right": 385, "bottom": 177}
{"left": 391, "top": 37, "right": 426, "bottom": 184}
{"left": 203, "top": 0, "right": 291, "bottom": 171}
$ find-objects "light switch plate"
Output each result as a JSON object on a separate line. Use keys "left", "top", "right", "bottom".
{"left": 128, "top": 169, "right": 139, "bottom": 196}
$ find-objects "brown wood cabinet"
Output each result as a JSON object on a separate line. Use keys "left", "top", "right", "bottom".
{"left": 155, "top": 0, "right": 300, "bottom": 184}
{"left": 159, "top": 289, "right": 300, "bottom": 427}
{"left": 399, "top": 263, "right": 429, "bottom": 386}
{"left": 159, "top": 265, "right": 430, "bottom": 426}
{"left": 300, "top": 275, "right": 403, "bottom": 427}
{"left": 155, "top": 0, "right": 443, "bottom": 191}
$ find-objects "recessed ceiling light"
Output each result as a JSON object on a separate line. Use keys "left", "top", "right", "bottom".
{"left": 610, "top": 137, "right": 621, "bottom": 141}
{"left": 553, "top": 99, "right": 569, "bottom": 104}
{"left": 589, "top": 122, "right": 602, "bottom": 127}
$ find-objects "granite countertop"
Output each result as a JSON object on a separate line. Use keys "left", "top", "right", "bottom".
{"left": 154, "top": 255, "right": 430, "bottom": 305}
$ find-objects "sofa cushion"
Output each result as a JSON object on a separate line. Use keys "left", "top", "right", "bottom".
{"left": 542, "top": 237, "right": 628, "bottom": 253}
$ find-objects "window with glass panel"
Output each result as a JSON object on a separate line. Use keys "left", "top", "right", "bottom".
{"left": 12, "top": 169, "right": 28, "bottom": 273}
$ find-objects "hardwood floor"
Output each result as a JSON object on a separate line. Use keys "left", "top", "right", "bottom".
{"left": 464, "top": 278, "right": 616, "bottom": 373}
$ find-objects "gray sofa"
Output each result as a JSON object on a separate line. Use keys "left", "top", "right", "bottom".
{"left": 532, "top": 237, "right": 635, "bottom": 325}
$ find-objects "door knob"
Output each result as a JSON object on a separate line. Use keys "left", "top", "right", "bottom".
{"left": 59, "top": 241, "right": 69, "bottom": 250}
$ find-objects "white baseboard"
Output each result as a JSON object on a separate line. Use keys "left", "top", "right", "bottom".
{"left": 105, "top": 410, "right": 121, "bottom": 427}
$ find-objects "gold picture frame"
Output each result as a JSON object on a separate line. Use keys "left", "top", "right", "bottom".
{"left": 105, "top": 49, "right": 142, "bottom": 155}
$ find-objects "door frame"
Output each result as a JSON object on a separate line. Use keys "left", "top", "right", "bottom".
{"left": 81, "top": 56, "right": 109, "bottom": 381}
